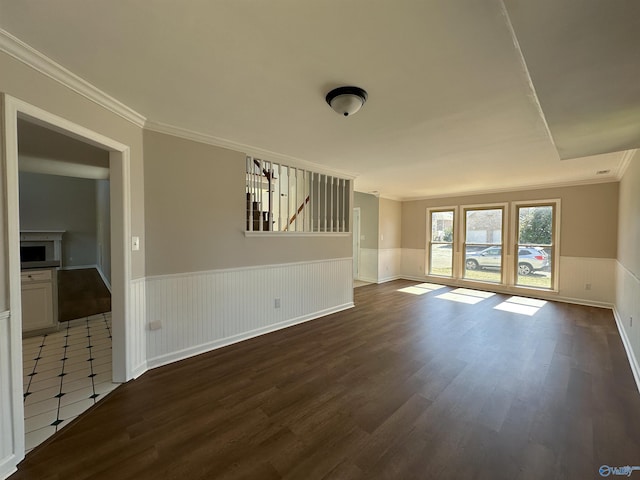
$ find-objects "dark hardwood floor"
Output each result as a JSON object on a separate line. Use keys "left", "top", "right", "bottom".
{"left": 58, "top": 268, "right": 111, "bottom": 322}
{"left": 13, "top": 280, "right": 640, "bottom": 479}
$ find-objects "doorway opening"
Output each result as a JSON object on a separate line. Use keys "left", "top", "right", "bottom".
{"left": 3, "top": 94, "right": 134, "bottom": 461}
{"left": 17, "top": 117, "right": 117, "bottom": 452}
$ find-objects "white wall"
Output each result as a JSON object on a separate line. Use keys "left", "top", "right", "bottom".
{"left": 615, "top": 153, "right": 640, "bottom": 390}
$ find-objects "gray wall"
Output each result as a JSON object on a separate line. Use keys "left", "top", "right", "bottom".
{"left": 353, "top": 192, "right": 379, "bottom": 249}
{"left": 143, "top": 130, "right": 352, "bottom": 276}
{"left": 19, "top": 172, "right": 98, "bottom": 267}
{"left": 96, "top": 179, "right": 111, "bottom": 282}
{"left": 379, "top": 197, "right": 402, "bottom": 249}
{"left": 402, "top": 182, "right": 619, "bottom": 258}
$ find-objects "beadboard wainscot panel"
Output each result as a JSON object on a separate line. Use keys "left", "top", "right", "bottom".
{"left": 614, "top": 262, "right": 640, "bottom": 392}
{"left": 0, "top": 310, "right": 22, "bottom": 480}
{"left": 358, "top": 248, "right": 379, "bottom": 283}
{"left": 400, "top": 248, "right": 427, "bottom": 281}
{"left": 146, "top": 258, "right": 353, "bottom": 368}
{"left": 378, "top": 248, "right": 402, "bottom": 283}
{"left": 557, "top": 257, "right": 615, "bottom": 306}
{"left": 129, "top": 278, "right": 147, "bottom": 378}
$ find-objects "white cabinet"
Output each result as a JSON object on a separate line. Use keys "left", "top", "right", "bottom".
{"left": 21, "top": 269, "right": 58, "bottom": 334}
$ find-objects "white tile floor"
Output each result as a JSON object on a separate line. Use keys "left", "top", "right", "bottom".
{"left": 22, "top": 312, "right": 119, "bottom": 453}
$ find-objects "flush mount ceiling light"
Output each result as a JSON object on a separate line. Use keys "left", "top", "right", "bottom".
{"left": 325, "top": 86, "right": 368, "bottom": 117}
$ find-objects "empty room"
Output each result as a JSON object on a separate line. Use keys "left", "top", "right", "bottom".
{"left": 1, "top": 1, "right": 639, "bottom": 479}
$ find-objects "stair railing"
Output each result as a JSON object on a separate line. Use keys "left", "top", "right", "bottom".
{"left": 284, "top": 195, "right": 310, "bottom": 231}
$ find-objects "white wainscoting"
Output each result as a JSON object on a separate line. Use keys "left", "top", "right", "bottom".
{"left": 358, "top": 248, "right": 379, "bottom": 284}
{"left": 0, "top": 310, "right": 21, "bottom": 480}
{"left": 614, "top": 261, "right": 640, "bottom": 392}
{"left": 129, "top": 278, "right": 147, "bottom": 378}
{"left": 400, "top": 248, "right": 427, "bottom": 280}
{"left": 557, "top": 256, "right": 615, "bottom": 306}
{"left": 145, "top": 258, "right": 354, "bottom": 369}
{"left": 378, "top": 248, "right": 402, "bottom": 283}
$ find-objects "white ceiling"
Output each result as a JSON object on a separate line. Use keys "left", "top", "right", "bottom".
{"left": 1, "top": 0, "right": 638, "bottom": 199}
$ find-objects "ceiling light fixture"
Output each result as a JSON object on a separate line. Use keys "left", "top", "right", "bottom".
{"left": 325, "top": 86, "right": 368, "bottom": 117}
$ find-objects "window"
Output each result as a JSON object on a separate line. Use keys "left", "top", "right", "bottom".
{"left": 424, "top": 200, "right": 559, "bottom": 291}
{"left": 515, "top": 203, "right": 556, "bottom": 289}
{"left": 428, "top": 209, "right": 455, "bottom": 277}
{"left": 463, "top": 207, "right": 504, "bottom": 283}
{"left": 246, "top": 156, "right": 350, "bottom": 233}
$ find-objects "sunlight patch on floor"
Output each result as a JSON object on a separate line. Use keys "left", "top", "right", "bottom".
{"left": 397, "top": 283, "right": 447, "bottom": 295}
{"left": 494, "top": 296, "right": 547, "bottom": 316}
{"left": 435, "top": 288, "right": 496, "bottom": 304}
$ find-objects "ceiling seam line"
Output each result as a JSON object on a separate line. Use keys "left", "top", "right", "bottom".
{"left": 498, "top": 0, "right": 559, "bottom": 158}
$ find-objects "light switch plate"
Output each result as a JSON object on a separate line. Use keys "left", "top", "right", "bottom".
{"left": 132, "top": 236, "right": 140, "bottom": 251}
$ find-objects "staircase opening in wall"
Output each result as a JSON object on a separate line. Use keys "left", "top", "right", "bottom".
{"left": 245, "top": 156, "right": 351, "bottom": 234}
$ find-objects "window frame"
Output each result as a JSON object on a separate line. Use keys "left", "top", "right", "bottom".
{"left": 461, "top": 203, "right": 507, "bottom": 284}
{"left": 510, "top": 199, "right": 560, "bottom": 292}
{"left": 424, "top": 200, "right": 561, "bottom": 292}
{"left": 426, "top": 207, "right": 457, "bottom": 278}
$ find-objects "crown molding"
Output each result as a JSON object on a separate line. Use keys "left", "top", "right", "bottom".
{"left": 0, "top": 28, "right": 146, "bottom": 127}
{"left": 616, "top": 149, "right": 637, "bottom": 180}
{"left": 144, "top": 120, "right": 358, "bottom": 180}
{"left": 401, "top": 176, "right": 621, "bottom": 202}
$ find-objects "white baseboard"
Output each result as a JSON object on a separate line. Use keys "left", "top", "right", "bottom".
{"left": 613, "top": 307, "right": 640, "bottom": 394}
{"left": 0, "top": 457, "right": 17, "bottom": 480}
{"left": 61, "top": 264, "right": 97, "bottom": 270}
{"left": 147, "top": 302, "right": 354, "bottom": 370}
{"left": 130, "top": 362, "right": 148, "bottom": 380}
{"left": 377, "top": 275, "right": 402, "bottom": 284}
{"left": 357, "top": 276, "right": 378, "bottom": 284}
{"left": 96, "top": 265, "right": 112, "bottom": 292}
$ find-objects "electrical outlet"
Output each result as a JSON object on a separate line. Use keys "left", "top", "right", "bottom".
{"left": 149, "top": 320, "right": 162, "bottom": 331}
{"left": 585, "top": 283, "right": 592, "bottom": 291}
{"left": 274, "top": 298, "right": 281, "bottom": 308}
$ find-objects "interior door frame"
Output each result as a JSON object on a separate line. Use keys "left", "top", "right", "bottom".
{"left": 2, "top": 94, "right": 133, "bottom": 463}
